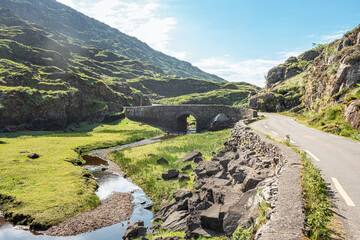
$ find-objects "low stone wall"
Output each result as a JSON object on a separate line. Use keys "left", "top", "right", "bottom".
{"left": 153, "top": 121, "right": 304, "bottom": 239}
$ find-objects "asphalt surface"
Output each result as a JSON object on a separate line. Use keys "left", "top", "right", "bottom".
{"left": 250, "top": 113, "right": 360, "bottom": 240}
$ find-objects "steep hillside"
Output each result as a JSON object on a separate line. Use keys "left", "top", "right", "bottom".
{"left": 0, "top": 0, "right": 225, "bottom": 83}
{"left": 127, "top": 78, "right": 260, "bottom": 106}
{"left": 249, "top": 25, "right": 360, "bottom": 138}
{"left": 0, "top": 9, "right": 155, "bottom": 131}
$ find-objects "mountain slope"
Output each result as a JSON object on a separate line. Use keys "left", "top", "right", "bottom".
{"left": 0, "top": 0, "right": 225, "bottom": 83}
{"left": 0, "top": 8, "right": 157, "bottom": 131}
{"left": 127, "top": 78, "right": 260, "bottom": 106}
{"left": 249, "top": 24, "right": 360, "bottom": 139}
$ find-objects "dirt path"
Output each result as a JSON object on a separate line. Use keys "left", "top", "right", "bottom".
{"left": 44, "top": 192, "right": 134, "bottom": 236}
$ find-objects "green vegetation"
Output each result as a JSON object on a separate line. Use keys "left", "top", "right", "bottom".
{"left": 0, "top": 1, "right": 225, "bottom": 82}
{"left": 283, "top": 104, "right": 360, "bottom": 141}
{"left": 0, "top": 119, "right": 163, "bottom": 228}
{"left": 158, "top": 89, "right": 254, "bottom": 106}
{"left": 109, "top": 129, "right": 231, "bottom": 210}
{"left": 230, "top": 226, "right": 254, "bottom": 240}
{"left": 301, "top": 151, "right": 332, "bottom": 239}
{"left": 265, "top": 134, "right": 332, "bottom": 240}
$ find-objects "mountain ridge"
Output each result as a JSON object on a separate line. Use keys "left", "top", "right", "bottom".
{"left": 0, "top": 0, "right": 225, "bottom": 83}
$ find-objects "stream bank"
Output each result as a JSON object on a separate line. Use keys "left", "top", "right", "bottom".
{"left": 0, "top": 135, "right": 177, "bottom": 239}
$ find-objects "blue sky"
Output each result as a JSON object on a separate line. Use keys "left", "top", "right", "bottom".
{"left": 57, "top": 0, "right": 360, "bottom": 86}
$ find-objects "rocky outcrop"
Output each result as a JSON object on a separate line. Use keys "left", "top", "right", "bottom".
{"left": 344, "top": 99, "right": 360, "bottom": 131}
{"left": 123, "top": 221, "right": 147, "bottom": 240}
{"left": 266, "top": 65, "right": 286, "bottom": 88}
{"left": 153, "top": 123, "right": 287, "bottom": 238}
{"left": 248, "top": 92, "right": 301, "bottom": 112}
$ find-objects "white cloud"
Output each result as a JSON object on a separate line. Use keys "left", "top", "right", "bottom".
{"left": 195, "top": 57, "right": 281, "bottom": 87}
{"left": 276, "top": 50, "right": 303, "bottom": 59}
{"left": 321, "top": 29, "right": 349, "bottom": 42}
{"left": 56, "top": 0, "right": 185, "bottom": 57}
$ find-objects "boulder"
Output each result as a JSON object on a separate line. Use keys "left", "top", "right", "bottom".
{"left": 27, "top": 153, "right": 40, "bottom": 159}
{"left": 298, "top": 49, "right": 321, "bottom": 61}
{"left": 178, "top": 174, "right": 190, "bottom": 181}
{"left": 194, "top": 161, "right": 223, "bottom": 178}
{"left": 162, "top": 210, "right": 189, "bottom": 232}
{"left": 123, "top": 221, "right": 147, "bottom": 239}
{"left": 182, "top": 150, "right": 202, "bottom": 162}
{"left": 344, "top": 99, "right": 360, "bottom": 131}
{"left": 209, "top": 113, "right": 230, "bottom": 131}
{"left": 173, "top": 190, "right": 192, "bottom": 201}
{"left": 181, "top": 164, "right": 192, "bottom": 171}
{"left": 157, "top": 157, "right": 169, "bottom": 165}
{"left": 242, "top": 172, "right": 263, "bottom": 192}
{"left": 200, "top": 204, "right": 223, "bottom": 232}
{"left": 266, "top": 64, "right": 285, "bottom": 88}
{"left": 162, "top": 169, "right": 179, "bottom": 180}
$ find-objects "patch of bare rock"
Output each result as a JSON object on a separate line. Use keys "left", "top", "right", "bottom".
{"left": 154, "top": 122, "right": 304, "bottom": 239}
{"left": 44, "top": 192, "right": 134, "bottom": 236}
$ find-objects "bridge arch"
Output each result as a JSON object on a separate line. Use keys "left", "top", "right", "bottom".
{"left": 124, "top": 105, "right": 256, "bottom": 133}
{"left": 176, "top": 113, "right": 198, "bottom": 133}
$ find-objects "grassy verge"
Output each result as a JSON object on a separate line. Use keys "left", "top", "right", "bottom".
{"left": 0, "top": 119, "right": 163, "bottom": 229}
{"left": 261, "top": 133, "right": 333, "bottom": 239}
{"left": 109, "top": 129, "right": 231, "bottom": 211}
{"left": 300, "top": 151, "right": 332, "bottom": 239}
{"left": 282, "top": 106, "right": 360, "bottom": 141}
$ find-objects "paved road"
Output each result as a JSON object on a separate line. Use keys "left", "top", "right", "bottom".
{"left": 251, "top": 113, "right": 360, "bottom": 239}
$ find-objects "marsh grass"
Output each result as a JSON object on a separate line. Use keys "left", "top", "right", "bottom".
{"left": 109, "top": 129, "right": 231, "bottom": 210}
{"left": 0, "top": 118, "right": 163, "bottom": 228}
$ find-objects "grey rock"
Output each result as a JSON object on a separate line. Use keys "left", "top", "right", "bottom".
{"left": 344, "top": 99, "right": 360, "bottom": 131}
{"left": 298, "top": 49, "right": 321, "bottom": 61}
{"left": 266, "top": 65, "right": 285, "bottom": 88}
{"left": 194, "top": 161, "right": 223, "bottom": 178}
{"left": 157, "top": 157, "right": 169, "bottom": 164}
{"left": 182, "top": 150, "right": 202, "bottom": 162}
{"left": 181, "top": 164, "right": 192, "bottom": 171}
{"left": 200, "top": 204, "right": 223, "bottom": 232}
{"left": 162, "top": 210, "right": 189, "bottom": 232}
{"left": 162, "top": 169, "right": 179, "bottom": 180}
{"left": 27, "top": 153, "right": 40, "bottom": 159}
{"left": 173, "top": 189, "right": 192, "bottom": 201}
{"left": 209, "top": 113, "right": 230, "bottom": 131}
{"left": 123, "top": 221, "right": 147, "bottom": 239}
{"left": 178, "top": 174, "right": 190, "bottom": 181}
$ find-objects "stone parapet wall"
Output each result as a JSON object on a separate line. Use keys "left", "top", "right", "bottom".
{"left": 125, "top": 105, "right": 256, "bottom": 132}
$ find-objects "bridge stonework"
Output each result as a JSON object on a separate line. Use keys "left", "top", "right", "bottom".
{"left": 125, "top": 105, "right": 256, "bottom": 133}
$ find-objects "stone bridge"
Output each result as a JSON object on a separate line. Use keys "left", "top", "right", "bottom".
{"left": 124, "top": 104, "right": 257, "bottom": 133}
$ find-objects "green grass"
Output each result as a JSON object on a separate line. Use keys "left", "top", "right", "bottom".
{"left": 109, "top": 129, "right": 231, "bottom": 210}
{"left": 283, "top": 104, "right": 360, "bottom": 141}
{"left": 158, "top": 88, "right": 257, "bottom": 106}
{"left": 0, "top": 119, "right": 163, "bottom": 229}
{"left": 300, "top": 151, "right": 332, "bottom": 239}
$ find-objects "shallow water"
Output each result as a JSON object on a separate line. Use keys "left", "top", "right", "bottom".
{"left": 0, "top": 141, "right": 158, "bottom": 240}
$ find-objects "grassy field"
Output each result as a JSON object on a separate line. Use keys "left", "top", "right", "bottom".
{"left": 0, "top": 119, "right": 163, "bottom": 229}
{"left": 109, "top": 129, "right": 231, "bottom": 210}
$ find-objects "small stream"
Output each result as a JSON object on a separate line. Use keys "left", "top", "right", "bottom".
{"left": 0, "top": 135, "right": 179, "bottom": 240}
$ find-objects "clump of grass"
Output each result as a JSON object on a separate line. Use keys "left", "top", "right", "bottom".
{"left": 109, "top": 129, "right": 231, "bottom": 210}
{"left": 230, "top": 226, "right": 253, "bottom": 240}
{"left": 301, "top": 152, "right": 332, "bottom": 239}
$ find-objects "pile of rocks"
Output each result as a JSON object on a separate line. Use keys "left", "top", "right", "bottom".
{"left": 153, "top": 123, "right": 286, "bottom": 238}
